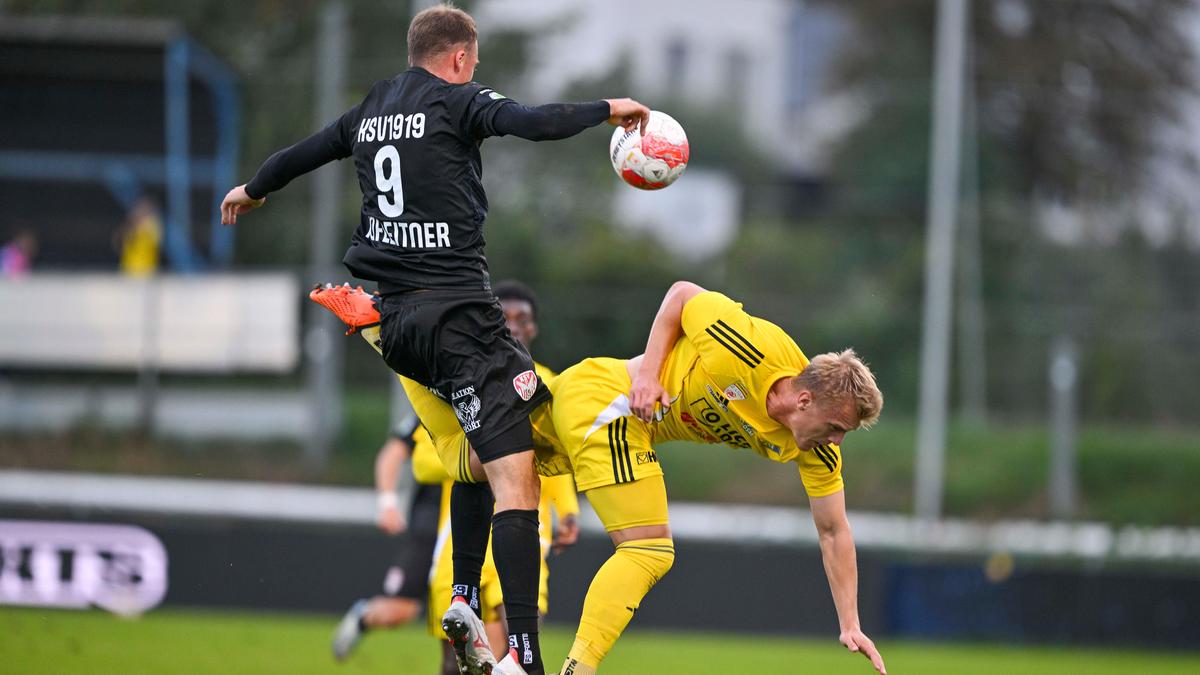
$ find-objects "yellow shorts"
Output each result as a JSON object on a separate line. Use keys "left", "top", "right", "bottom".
{"left": 549, "top": 358, "right": 664, "bottom": 492}
{"left": 586, "top": 474, "right": 670, "bottom": 532}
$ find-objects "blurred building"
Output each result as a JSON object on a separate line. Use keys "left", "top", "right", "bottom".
{"left": 479, "top": 0, "right": 855, "bottom": 174}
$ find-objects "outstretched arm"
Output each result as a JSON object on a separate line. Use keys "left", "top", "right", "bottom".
{"left": 221, "top": 106, "right": 358, "bottom": 225}
{"left": 810, "top": 490, "right": 887, "bottom": 674}
{"left": 628, "top": 280, "right": 705, "bottom": 422}
{"left": 490, "top": 98, "right": 650, "bottom": 141}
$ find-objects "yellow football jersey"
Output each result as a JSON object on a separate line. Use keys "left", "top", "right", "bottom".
{"left": 655, "top": 291, "right": 844, "bottom": 497}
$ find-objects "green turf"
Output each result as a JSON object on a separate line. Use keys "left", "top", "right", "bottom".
{"left": 3, "top": 606, "right": 1198, "bottom": 675}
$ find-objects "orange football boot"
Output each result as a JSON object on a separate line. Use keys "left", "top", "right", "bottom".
{"left": 309, "top": 283, "right": 381, "bottom": 334}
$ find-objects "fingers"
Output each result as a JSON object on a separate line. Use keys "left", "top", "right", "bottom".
{"left": 849, "top": 634, "right": 886, "bottom": 674}
{"left": 632, "top": 401, "right": 652, "bottom": 423}
{"left": 862, "top": 642, "right": 885, "bottom": 673}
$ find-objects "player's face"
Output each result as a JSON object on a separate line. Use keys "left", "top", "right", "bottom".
{"left": 501, "top": 298, "right": 537, "bottom": 349}
{"left": 787, "top": 392, "right": 857, "bottom": 450}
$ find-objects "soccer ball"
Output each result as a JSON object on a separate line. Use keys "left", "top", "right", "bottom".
{"left": 609, "top": 110, "right": 689, "bottom": 190}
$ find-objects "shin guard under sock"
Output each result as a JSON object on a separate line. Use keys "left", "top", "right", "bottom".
{"left": 491, "top": 508, "right": 544, "bottom": 674}
{"left": 563, "top": 538, "right": 675, "bottom": 671}
{"left": 449, "top": 481, "right": 494, "bottom": 617}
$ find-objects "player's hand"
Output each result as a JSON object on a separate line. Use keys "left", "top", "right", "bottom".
{"left": 840, "top": 628, "right": 886, "bottom": 674}
{"left": 629, "top": 370, "right": 671, "bottom": 423}
{"left": 377, "top": 505, "right": 407, "bottom": 535}
{"left": 605, "top": 98, "right": 650, "bottom": 136}
{"left": 552, "top": 514, "right": 580, "bottom": 554}
{"left": 220, "top": 184, "right": 265, "bottom": 225}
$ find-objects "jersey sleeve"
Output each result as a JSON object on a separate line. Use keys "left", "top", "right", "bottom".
{"left": 490, "top": 101, "right": 610, "bottom": 141}
{"left": 389, "top": 411, "right": 420, "bottom": 446}
{"left": 540, "top": 474, "right": 579, "bottom": 517}
{"left": 245, "top": 104, "right": 359, "bottom": 199}
{"left": 449, "top": 82, "right": 519, "bottom": 141}
{"left": 798, "top": 443, "right": 844, "bottom": 497}
{"left": 680, "top": 291, "right": 765, "bottom": 380}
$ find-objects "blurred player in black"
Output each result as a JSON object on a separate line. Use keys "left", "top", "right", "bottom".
{"left": 220, "top": 5, "right": 649, "bottom": 674}
{"left": 330, "top": 415, "right": 441, "bottom": 661}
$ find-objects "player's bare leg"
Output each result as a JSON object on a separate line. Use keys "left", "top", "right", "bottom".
{"left": 332, "top": 596, "right": 423, "bottom": 661}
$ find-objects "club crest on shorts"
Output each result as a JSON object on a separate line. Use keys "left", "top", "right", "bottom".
{"left": 452, "top": 386, "right": 482, "bottom": 432}
{"left": 512, "top": 369, "right": 538, "bottom": 401}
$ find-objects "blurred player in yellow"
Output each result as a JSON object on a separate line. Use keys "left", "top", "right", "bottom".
{"left": 318, "top": 280, "right": 580, "bottom": 674}
{"left": 550, "top": 281, "right": 887, "bottom": 675}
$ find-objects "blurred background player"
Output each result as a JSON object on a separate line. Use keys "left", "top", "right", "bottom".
{"left": 115, "top": 197, "right": 162, "bottom": 277}
{"left": 220, "top": 6, "right": 649, "bottom": 673}
{"left": 330, "top": 417, "right": 443, "bottom": 661}
{"left": 549, "top": 281, "right": 887, "bottom": 674}
{"left": 0, "top": 229, "right": 37, "bottom": 279}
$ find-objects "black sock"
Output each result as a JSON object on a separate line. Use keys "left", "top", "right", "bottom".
{"left": 491, "top": 509, "right": 544, "bottom": 674}
{"left": 449, "top": 481, "right": 494, "bottom": 618}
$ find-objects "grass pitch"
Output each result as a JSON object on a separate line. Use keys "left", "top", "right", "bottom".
{"left": 3, "top": 606, "right": 1198, "bottom": 674}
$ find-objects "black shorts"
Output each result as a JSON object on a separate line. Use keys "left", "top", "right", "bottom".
{"left": 384, "top": 482, "right": 442, "bottom": 600}
{"left": 377, "top": 290, "right": 551, "bottom": 462}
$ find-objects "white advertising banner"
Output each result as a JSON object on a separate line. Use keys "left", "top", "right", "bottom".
{"left": 0, "top": 520, "right": 168, "bottom": 616}
{"left": 0, "top": 273, "right": 299, "bottom": 372}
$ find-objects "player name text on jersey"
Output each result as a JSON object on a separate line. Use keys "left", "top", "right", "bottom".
{"left": 366, "top": 216, "right": 450, "bottom": 249}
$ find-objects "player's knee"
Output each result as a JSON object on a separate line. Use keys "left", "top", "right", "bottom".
{"left": 485, "top": 451, "right": 540, "bottom": 510}
{"left": 618, "top": 537, "right": 675, "bottom": 585}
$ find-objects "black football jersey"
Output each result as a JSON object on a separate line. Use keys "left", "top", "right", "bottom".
{"left": 333, "top": 67, "right": 517, "bottom": 292}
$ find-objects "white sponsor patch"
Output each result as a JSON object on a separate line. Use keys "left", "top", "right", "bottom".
{"left": 723, "top": 383, "right": 746, "bottom": 401}
{"left": 705, "top": 384, "right": 729, "bottom": 411}
{"left": 512, "top": 370, "right": 538, "bottom": 402}
{"left": 452, "top": 386, "right": 482, "bottom": 432}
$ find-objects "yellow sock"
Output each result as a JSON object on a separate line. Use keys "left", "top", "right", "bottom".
{"left": 561, "top": 538, "right": 675, "bottom": 672}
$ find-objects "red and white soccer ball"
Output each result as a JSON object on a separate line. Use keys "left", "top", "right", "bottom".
{"left": 609, "top": 110, "right": 689, "bottom": 190}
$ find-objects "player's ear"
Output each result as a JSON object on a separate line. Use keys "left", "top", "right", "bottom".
{"left": 796, "top": 388, "right": 813, "bottom": 412}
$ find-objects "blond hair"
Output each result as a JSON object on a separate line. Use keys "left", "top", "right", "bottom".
{"left": 794, "top": 348, "right": 883, "bottom": 429}
{"left": 407, "top": 4, "right": 478, "bottom": 66}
